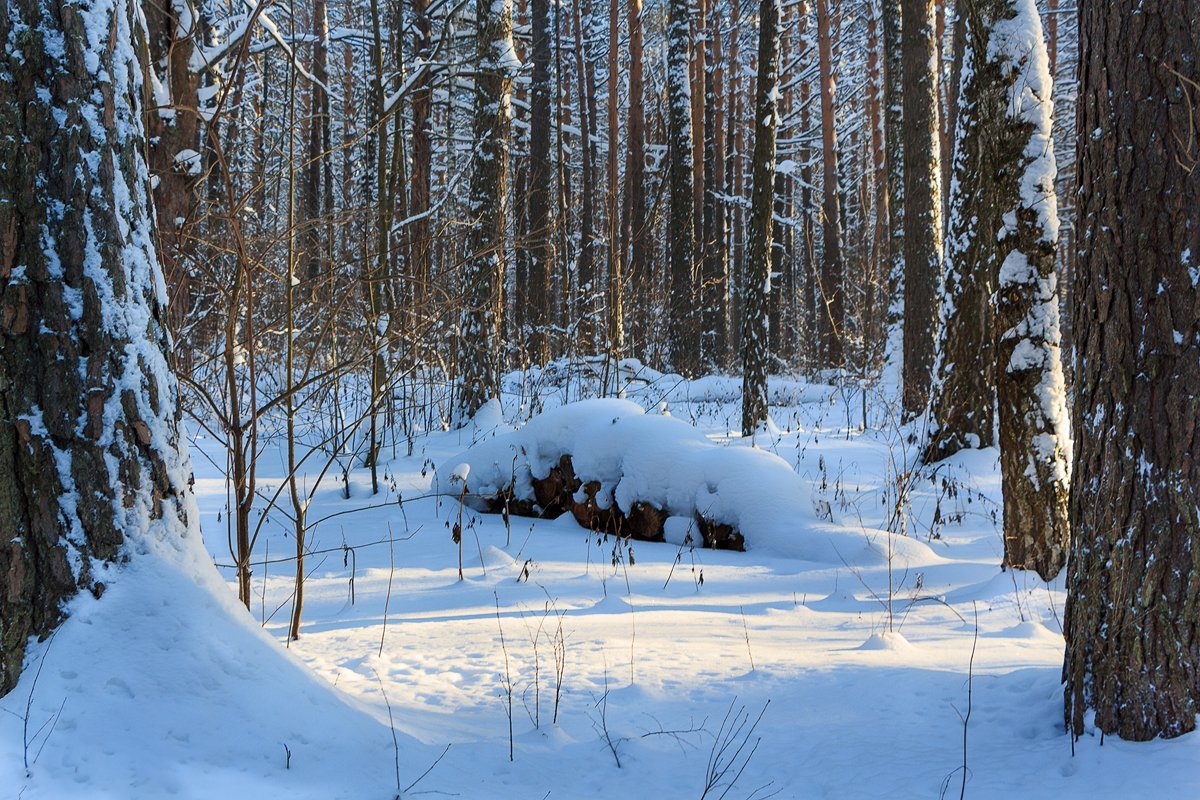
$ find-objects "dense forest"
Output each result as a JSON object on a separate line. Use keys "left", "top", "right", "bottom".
{"left": 0, "top": 0, "right": 1196, "bottom": 795}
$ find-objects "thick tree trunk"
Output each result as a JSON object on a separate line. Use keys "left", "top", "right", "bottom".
{"left": 899, "top": 0, "right": 943, "bottom": 417}
{"left": 881, "top": 0, "right": 905, "bottom": 373}
{"left": 740, "top": 0, "right": 781, "bottom": 435}
{"left": 456, "top": 0, "right": 518, "bottom": 422}
{"left": 1064, "top": 0, "right": 1200, "bottom": 741}
{"left": 1, "top": 0, "right": 195, "bottom": 695}
{"left": 991, "top": 0, "right": 1070, "bottom": 581}
{"left": 667, "top": 0, "right": 698, "bottom": 376}
{"left": 924, "top": 0, "right": 995, "bottom": 462}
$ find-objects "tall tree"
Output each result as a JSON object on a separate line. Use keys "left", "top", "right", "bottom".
{"left": 881, "top": 0, "right": 905, "bottom": 375}
{"left": 815, "top": 0, "right": 845, "bottom": 367}
{"left": 622, "top": 0, "right": 649, "bottom": 358}
{"left": 1064, "top": 0, "right": 1200, "bottom": 741}
{"left": 667, "top": 0, "right": 698, "bottom": 375}
{"left": 456, "top": 0, "right": 519, "bottom": 422}
{"left": 1, "top": 0, "right": 196, "bottom": 694}
{"left": 740, "top": 0, "right": 781, "bottom": 435}
{"left": 143, "top": 0, "right": 202, "bottom": 331}
{"left": 606, "top": 0, "right": 624, "bottom": 366}
{"left": 899, "top": 0, "right": 943, "bottom": 417}
{"left": 925, "top": 0, "right": 1069, "bottom": 578}
{"left": 700, "top": 10, "right": 728, "bottom": 369}
{"left": 527, "top": 0, "right": 555, "bottom": 365}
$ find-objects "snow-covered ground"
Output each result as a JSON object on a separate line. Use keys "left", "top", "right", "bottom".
{"left": 3, "top": 371, "right": 1197, "bottom": 798}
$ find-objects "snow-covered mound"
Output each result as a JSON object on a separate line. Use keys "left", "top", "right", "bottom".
{"left": 438, "top": 399, "right": 927, "bottom": 564}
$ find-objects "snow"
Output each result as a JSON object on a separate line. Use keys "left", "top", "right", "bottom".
{"left": 437, "top": 398, "right": 934, "bottom": 565}
{"left": 5, "top": 374, "right": 1198, "bottom": 799}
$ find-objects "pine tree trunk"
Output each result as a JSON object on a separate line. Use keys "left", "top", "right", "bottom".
{"left": 410, "top": 0, "right": 434, "bottom": 322}
{"left": 881, "top": 0, "right": 905, "bottom": 371}
{"left": 606, "top": 0, "right": 624, "bottom": 363}
{"left": 740, "top": 0, "right": 781, "bottom": 435}
{"left": 527, "top": 0, "right": 555, "bottom": 365}
{"left": 1064, "top": 0, "right": 1200, "bottom": 741}
{"left": 667, "top": 0, "right": 698, "bottom": 376}
{"left": 456, "top": 0, "right": 517, "bottom": 422}
{"left": 900, "top": 0, "right": 943, "bottom": 417}
{"left": 143, "top": 0, "right": 200, "bottom": 335}
{"left": 623, "top": 0, "right": 648, "bottom": 359}
{"left": 1, "top": 0, "right": 195, "bottom": 695}
{"left": 816, "top": 0, "right": 845, "bottom": 368}
{"left": 924, "top": 0, "right": 995, "bottom": 462}
{"left": 700, "top": 12, "right": 728, "bottom": 369}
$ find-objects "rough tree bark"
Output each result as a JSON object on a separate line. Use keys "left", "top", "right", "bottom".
{"left": 456, "top": 0, "right": 519, "bottom": 422}
{"left": 622, "top": 0, "right": 648, "bottom": 359}
{"left": 1, "top": 0, "right": 196, "bottom": 695}
{"left": 900, "top": 0, "right": 942, "bottom": 418}
{"left": 740, "top": 0, "right": 781, "bottom": 435}
{"left": 881, "top": 0, "right": 905, "bottom": 374}
{"left": 143, "top": 0, "right": 201, "bottom": 333}
{"left": 816, "top": 0, "right": 845, "bottom": 368}
{"left": 926, "top": 0, "right": 1070, "bottom": 581}
{"left": 527, "top": 0, "right": 555, "bottom": 365}
{"left": 666, "top": 0, "right": 698, "bottom": 376}
{"left": 1063, "top": 0, "right": 1200, "bottom": 741}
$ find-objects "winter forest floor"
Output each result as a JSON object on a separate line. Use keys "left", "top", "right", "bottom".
{"left": 2, "top": 367, "right": 1198, "bottom": 798}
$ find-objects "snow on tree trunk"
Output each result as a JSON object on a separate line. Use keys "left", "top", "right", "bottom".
{"left": 816, "top": 0, "right": 845, "bottom": 368}
{"left": 925, "top": 0, "right": 997, "bottom": 462}
{"left": 526, "top": 0, "right": 555, "bottom": 366}
{"left": 1064, "top": 0, "right": 1200, "bottom": 741}
{"left": 740, "top": 0, "right": 781, "bottom": 435}
{"left": 988, "top": 0, "right": 1070, "bottom": 580}
{"left": 900, "top": 0, "right": 943, "bottom": 418}
{"left": 881, "top": 0, "right": 905, "bottom": 381}
{"left": 667, "top": 0, "right": 698, "bottom": 377}
{"left": 0, "top": 0, "right": 197, "bottom": 695}
{"left": 456, "top": 0, "right": 519, "bottom": 423}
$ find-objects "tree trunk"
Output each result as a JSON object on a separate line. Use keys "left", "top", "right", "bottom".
{"left": 527, "top": 0, "right": 555, "bottom": 365}
{"left": 410, "top": 0, "right": 434, "bottom": 324}
{"left": 881, "top": 0, "right": 905, "bottom": 375}
{"left": 700, "top": 11, "right": 728, "bottom": 369}
{"left": 1064, "top": 0, "right": 1200, "bottom": 741}
{"left": 667, "top": 0, "right": 698, "bottom": 376}
{"left": 924, "top": 0, "right": 995, "bottom": 462}
{"left": 1, "top": 0, "right": 195, "bottom": 695}
{"left": 900, "top": 0, "right": 943, "bottom": 417}
{"left": 623, "top": 0, "right": 648, "bottom": 360}
{"left": 143, "top": 0, "right": 201, "bottom": 336}
{"left": 456, "top": 0, "right": 518, "bottom": 422}
{"left": 606, "top": 0, "right": 624, "bottom": 364}
{"left": 816, "top": 0, "right": 845, "bottom": 368}
{"left": 740, "top": 0, "right": 781, "bottom": 435}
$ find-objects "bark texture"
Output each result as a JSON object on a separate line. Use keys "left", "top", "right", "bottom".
{"left": 900, "top": 0, "right": 942, "bottom": 417}
{"left": 740, "top": 0, "right": 781, "bottom": 435}
{"left": 1064, "top": 0, "right": 1200, "bottom": 741}
{"left": 457, "top": 0, "right": 518, "bottom": 422}
{"left": 666, "top": 0, "right": 698, "bottom": 376}
{"left": 1, "top": 0, "right": 195, "bottom": 695}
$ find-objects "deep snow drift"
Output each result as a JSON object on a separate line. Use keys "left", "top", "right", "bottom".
{"left": 2, "top": 369, "right": 1197, "bottom": 798}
